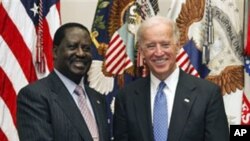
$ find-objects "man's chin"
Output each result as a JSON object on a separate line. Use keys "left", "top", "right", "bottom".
{"left": 71, "top": 65, "right": 90, "bottom": 75}
{"left": 74, "top": 69, "right": 86, "bottom": 75}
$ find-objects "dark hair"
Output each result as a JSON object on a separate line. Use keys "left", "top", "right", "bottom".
{"left": 53, "top": 22, "right": 90, "bottom": 46}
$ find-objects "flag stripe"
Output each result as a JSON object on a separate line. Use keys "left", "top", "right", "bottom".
{"left": 106, "top": 44, "right": 125, "bottom": 69}
{"left": 186, "top": 62, "right": 193, "bottom": 72}
{"left": 0, "top": 97, "right": 19, "bottom": 141}
{"left": 105, "top": 41, "right": 125, "bottom": 66}
{"left": 179, "top": 57, "right": 189, "bottom": 71}
{"left": 41, "top": 19, "right": 54, "bottom": 71}
{"left": 106, "top": 33, "right": 120, "bottom": 57}
{"left": 0, "top": 129, "right": 8, "bottom": 141}
{"left": 0, "top": 68, "right": 17, "bottom": 126}
{"left": 44, "top": 3, "right": 60, "bottom": 72}
{"left": 177, "top": 58, "right": 189, "bottom": 71}
{"left": 108, "top": 54, "right": 126, "bottom": 73}
{"left": 2, "top": 0, "right": 37, "bottom": 52}
{"left": 188, "top": 66, "right": 195, "bottom": 74}
{"left": 0, "top": 5, "right": 37, "bottom": 83}
{"left": 176, "top": 49, "right": 185, "bottom": 61}
{"left": 46, "top": 3, "right": 61, "bottom": 38}
{"left": 106, "top": 40, "right": 123, "bottom": 60}
{"left": 0, "top": 37, "right": 29, "bottom": 92}
{"left": 116, "top": 58, "right": 132, "bottom": 75}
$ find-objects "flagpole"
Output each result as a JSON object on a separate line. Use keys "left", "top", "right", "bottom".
{"left": 243, "top": 0, "right": 248, "bottom": 49}
{"left": 243, "top": 0, "right": 245, "bottom": 49}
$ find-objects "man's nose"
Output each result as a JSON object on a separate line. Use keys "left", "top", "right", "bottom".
{"left": 76, "top": 46, "right": 85, "bottom": 56}
{"left": 155, "top": 44, "right": 164, "bottom": 54}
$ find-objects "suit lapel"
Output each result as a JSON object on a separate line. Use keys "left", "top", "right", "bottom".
{"left": 48, "top": 72, "right": 93, "bottom": 141}
{"left": 133, "top": 77, "right": 154, "bottom": 141}
{"left": 168, "top": 70, "right": 198, "bottom": 141}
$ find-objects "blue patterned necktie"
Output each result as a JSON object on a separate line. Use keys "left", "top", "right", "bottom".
{"left": 153, "top": 81, "right": 168, "bottom": 141}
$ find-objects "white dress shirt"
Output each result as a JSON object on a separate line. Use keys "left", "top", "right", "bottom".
{"left": 150, "top": 67, "right": 180, "bottom": 126}
{"left": 54, "top": 69, "right": 95, "bottom": 117}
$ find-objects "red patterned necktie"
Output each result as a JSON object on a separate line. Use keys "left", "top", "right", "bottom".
{"left": 74, "top": 85, "right": 99, "bottom": 141}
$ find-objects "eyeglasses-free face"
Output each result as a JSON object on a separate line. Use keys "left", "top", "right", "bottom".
{"left": 143, "top": 42, "right": 175, "bottom": 52}
{"left": 139, "top": 23, "right": 179, "bottom": 80}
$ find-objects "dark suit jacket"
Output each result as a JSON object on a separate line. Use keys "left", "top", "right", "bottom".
{"left": 17, "top": 71, "right": 109, "bottom": 141}
{"left": 113, "top": 70, "right": 229, "bottom": 141}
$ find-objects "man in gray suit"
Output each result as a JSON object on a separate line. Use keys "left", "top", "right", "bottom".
{"left": 17, "top": 23, "right": 109, "bottom": 141}
{"left": 113, "top": 16, "right": 229, "bottom": 141}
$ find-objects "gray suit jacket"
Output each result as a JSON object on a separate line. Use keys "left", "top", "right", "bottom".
{"left": 113, "top": 70, "right": 229, "bottom": 141}
{"left": 17, "top": 71, "right": 109, "bottom": 141}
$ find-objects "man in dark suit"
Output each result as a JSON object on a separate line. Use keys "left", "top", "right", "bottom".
{"left": 113, "top": 16, "right": 229, "bottom": 141}
{"left": 17, "top": 23, "right": 109, "bottom": 141}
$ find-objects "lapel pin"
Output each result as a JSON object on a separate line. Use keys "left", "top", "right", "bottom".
{"left": 184, "top": 98, "right": 190, "bottom": 103}
{"left": 97, "top": 100, "right": 101, "bottom": 104}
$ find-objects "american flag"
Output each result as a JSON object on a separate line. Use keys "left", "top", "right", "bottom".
{"left": 177, "top": 48, "right": 200, "bottom": 77}
{"left": 105, "top": 31, "right": 133, "bottom": 75}
{"left": 176, "top": 39, "right": 210, "bottom": 78}
{"left": 0, "top": 0, "right": 60, "bottom": 140}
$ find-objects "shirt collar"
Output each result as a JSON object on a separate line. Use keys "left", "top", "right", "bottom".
{"left": 54, "top": 69, "right": 85, "bottom": 94}
{"left": 150, "top": 67, "right": 180, "bottom": 92}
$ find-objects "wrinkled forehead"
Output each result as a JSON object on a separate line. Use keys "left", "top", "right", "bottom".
{"left": 142, "top": 23, "right": 174, "bottom": 39}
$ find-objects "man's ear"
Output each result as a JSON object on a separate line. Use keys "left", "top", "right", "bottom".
{"left": 137, "top": 42, "right": 145, "bottom": 58}
{"left": 53, "top": 46, "right": 58, "bottom": 59}
{"left": 140, "top": 49, "right": 145, "bottom": 58}
{"left": 175, "top": 42, "right": 181, "bottom": 55}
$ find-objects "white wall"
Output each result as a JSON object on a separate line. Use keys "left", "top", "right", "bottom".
{"left": 61, "top": 0, "right": 98, "bottom": 30}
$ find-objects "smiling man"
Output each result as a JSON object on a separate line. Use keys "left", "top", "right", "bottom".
{"left": 17, "top": 23, "right": 109, "bottom": 141}
{"left": 113, "top": 16, "right": 229, "bottom": 141}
